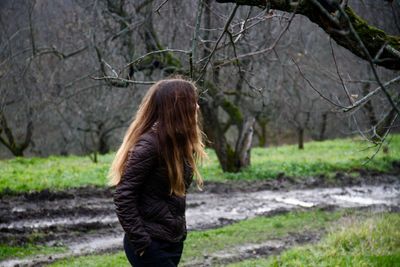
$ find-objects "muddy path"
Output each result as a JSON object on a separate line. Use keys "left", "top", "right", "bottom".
{"left": 0, "top": 173, "right": 399, "bottom": 267}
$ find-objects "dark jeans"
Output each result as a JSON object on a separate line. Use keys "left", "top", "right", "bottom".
{"left": 123, "top": 234, "right": 184, "bottom": 267}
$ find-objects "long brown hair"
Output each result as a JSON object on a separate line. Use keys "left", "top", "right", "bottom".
{"left": 108, "top": 78, "right": 207, "bottom": 196}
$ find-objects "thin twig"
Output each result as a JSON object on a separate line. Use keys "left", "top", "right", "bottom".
{"left": 363, "top": 114, "right": 397, "bottom": 165}
{"left": 227, "top": 29, "right": 241, "bottom": 74}
{"left": 292, "top": 58, "right": 346, "bottom": 108}
{"left": 341, "top": 75, "right": 400, "bottom": 113}
{"left": 154, "top": 0, "right": 169, "bottom": 13}
{"left": 329, "top": 38, "right": 353, "bottom": 104}
{"left": 373, "top": 42, "right": 388, "bottom": 62}
{"left": 233, "top": 6, "right": 252, "bottom": 43}
{"left": 309, "top": 0, "right": 340, "bottom": 26}
{"left": 215, "top": 11, "right": 296, "bottom": 68}
{"left": 92, "top": 76, "right": 156, "bottom": 85}
{"left": 195, "top": 4, "right": 239, "bottom": 82}
{"left": 191, "top": 0, "right": 204, "bottom": 79}
{"left": 390, "top": 2, "right": 400, "bottom": 33}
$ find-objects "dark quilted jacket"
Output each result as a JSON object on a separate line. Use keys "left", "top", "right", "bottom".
{"left": 113, "top": 130, "right": 193, "bottom": 255}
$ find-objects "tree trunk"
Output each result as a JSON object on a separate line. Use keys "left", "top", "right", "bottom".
{"left": 362, "top": 83, "right": 378, "bottom": 128}
{"left": 235, "top": 116, "right": 255, "bottom": 168}
{"left": 98, "top": 134, "right": 110, "bottom": 155}
{"left": 319, "top": 112, "right": 328, "bottom": 141}
{"left": 0, "top": 112, "right": 33, "bottom": 157}
{"left": 298, "top": 127, "right": 304, "bottom": 150}
{"left": 199, "top": 97, "right": 234, "bottom": 172}
{"left": 255, "top": 116, "right": 268, "bottom": 147}
{"left": 199, "top": 98, "right": 254, "bottom": 172}
{"left": 90, "top": 151, "right": 98, "bottom": 163}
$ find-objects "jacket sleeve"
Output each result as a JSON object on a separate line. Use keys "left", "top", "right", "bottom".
{"left": 113, "top": 137, "right": 156, "bottom": 255}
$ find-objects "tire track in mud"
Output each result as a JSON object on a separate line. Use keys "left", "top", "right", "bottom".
{"left": 0, "top": 176, "right": 399, "bottom": 267}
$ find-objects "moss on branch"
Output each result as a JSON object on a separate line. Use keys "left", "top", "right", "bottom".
{"left": 345, "top": 7, "right": 400, "bottom": 57}
{"left": 222, "top": 99, "right": 243, "bottom": 124}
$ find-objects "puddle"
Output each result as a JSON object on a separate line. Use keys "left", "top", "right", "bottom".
{"left": 274, "top": 197, "right": 315, "bottom": 207}
{"left": 185, "top": 183, "right": 400, "bottom": 229}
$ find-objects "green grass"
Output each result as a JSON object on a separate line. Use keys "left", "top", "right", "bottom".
{"left": 47, "top": 251, "right": 128, "bottom": 267}
{"left": 226, "top": 213, "right": 400, "bottom": 267}
{"left": 47, "top": 209, "right": 344, "bottom": 267}
{"left": 0, "top": 154, "right": 112, "bottom": 194}
{"left": 0, "top": 244, "right": 67, "bottom": 261}
{"left": 220, "top": 134, "right": 400, "bottom": 180}
{"left": 1, "top": 135, "right": 399, "bottom": 194}
{"left": 180, "top": 210, "right": 342, "bottom": 262}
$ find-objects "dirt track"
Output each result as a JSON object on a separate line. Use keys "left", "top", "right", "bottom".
{"left": 0, "top": 173, "right": 399, "bottom": 267}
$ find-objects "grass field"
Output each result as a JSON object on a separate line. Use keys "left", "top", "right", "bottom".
{"left": 226, "top": 212, "right": 400, "bottom": 267}
{"left": 0, "top": 244, "right": 66, "bottom": 261}
{"left": 0, "top": 135, "right": 399, "bottom": 194}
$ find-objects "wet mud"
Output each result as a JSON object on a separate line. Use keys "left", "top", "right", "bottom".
{"left": 0, "top": 172, "right": 399, "bottom": 267}
{"left": 193, "top": 169, "right": 400, "bottom": 194}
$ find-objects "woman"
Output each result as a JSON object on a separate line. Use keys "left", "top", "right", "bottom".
{"left": 109, "top": 78, "right": 207, "bottom": 267}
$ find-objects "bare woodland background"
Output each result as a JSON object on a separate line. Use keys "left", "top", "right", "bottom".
{"left": 0, "top": 0, "right": 399, "bottom": 171}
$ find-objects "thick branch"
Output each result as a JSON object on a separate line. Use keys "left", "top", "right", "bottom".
{"left": 216, "top": 0, "right": 400, "bottom": 70}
